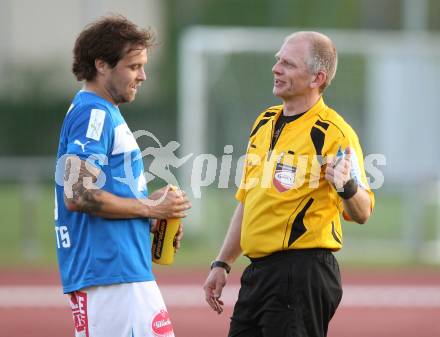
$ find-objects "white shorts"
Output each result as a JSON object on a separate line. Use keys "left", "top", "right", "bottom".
{"left": 68, "top": 281, "right": 174, "bottom": 337}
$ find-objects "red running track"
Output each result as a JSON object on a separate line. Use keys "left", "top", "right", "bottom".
{"left": 1, "top": 267, "right": 440, "bottom": 337}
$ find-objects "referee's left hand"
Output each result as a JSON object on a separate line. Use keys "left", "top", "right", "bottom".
{"left": 203, "top": 268, "right": 227, "bottom": 314}
{"left": 325, "top": 146, "right": 352, "bottom": 190}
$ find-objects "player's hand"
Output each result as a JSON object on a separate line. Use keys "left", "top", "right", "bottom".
{"left": 203, "top": 268, "right": 227, "bottom": 314}
{"left": 173, "top": 223, "right": 183, "bottom": 252}
{"left": 150, "top": 219, "right": 183, "bottom": 252}
{"left": 146, "top": 185, "right": 191, "bottom": 219}
{"left": 148, "top": 185, "right": 170, "bottom": 201}
{"left": 325, "top": 146, "right": 352, "bottom": 190}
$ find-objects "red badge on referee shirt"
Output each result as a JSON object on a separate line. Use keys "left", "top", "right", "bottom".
{"left": 273, "top": 160, "right": 296, "bottom": 192}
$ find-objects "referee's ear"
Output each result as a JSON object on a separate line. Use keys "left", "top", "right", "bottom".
{"left": 310, "top": 70, "right": 326, "bottom": 90}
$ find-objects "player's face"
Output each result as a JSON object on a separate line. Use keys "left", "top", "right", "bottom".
{"left": 104, "top": 47, "right": 148, "bottom": 104}
{"left": 272, "top": 38, "right": 315, "bottom": 100}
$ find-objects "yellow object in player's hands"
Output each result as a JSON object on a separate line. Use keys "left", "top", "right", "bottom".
{"left": 151, "top": 185, "right": 181, "bottom": 265}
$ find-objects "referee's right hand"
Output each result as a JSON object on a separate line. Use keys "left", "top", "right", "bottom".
{"left": 203, "top": 268, "right": 228, "bottom": 314}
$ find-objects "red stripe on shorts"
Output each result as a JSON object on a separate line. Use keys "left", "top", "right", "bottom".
{"left": 70, "top": 291, "right": 89, "bottom": 337}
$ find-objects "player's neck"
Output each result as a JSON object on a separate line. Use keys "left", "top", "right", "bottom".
{"left": 83, "top": 81, "right": 117, "bottom": 106}
{"left": 282, "top": 93, "right": 321, "bottom": 116}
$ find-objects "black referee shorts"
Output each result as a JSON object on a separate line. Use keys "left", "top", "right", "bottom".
{"left": 228, "top": 249, "right": 342, "bottom": 337}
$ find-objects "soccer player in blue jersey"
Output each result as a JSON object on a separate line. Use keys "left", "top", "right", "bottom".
{"left": 54, "top": 16, "right": 191, "bottom": 337}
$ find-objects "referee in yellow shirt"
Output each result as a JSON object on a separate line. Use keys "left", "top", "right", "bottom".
{"left": 203, "top": 31, "right": 374, "bottom": 337}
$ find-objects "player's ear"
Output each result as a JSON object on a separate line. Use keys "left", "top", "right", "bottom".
{"left": 310, "top": 71, "right": 326, "bottom": 89}
{"left": 95, "top": 59, "right": 108, "bottom": 75}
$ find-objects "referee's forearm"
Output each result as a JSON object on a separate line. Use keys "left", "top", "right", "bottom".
{"left": 216, "top": 203, "right": 244, "bottom": 264}
{"left": 342, "top": 189, "right": 372, "bottom": 224}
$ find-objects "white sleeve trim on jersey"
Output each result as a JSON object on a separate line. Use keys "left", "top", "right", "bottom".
{"left": 54, "top": 187, "right": 58, "bottom": 221}
{"left": 112, "top": 123, "right": 139, "bottom": 155}
{"left": 86, "top": 109, "right": 106, "bottom": 141}
{"left": 66, "top": 104, "right": 74, "bottom": 116}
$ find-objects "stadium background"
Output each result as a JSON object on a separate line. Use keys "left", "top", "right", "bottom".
{"left": 1, "top": 0, "right": 440, "bottom": 336}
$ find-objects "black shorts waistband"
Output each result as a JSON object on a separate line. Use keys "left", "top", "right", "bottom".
{"left": 248, "top": 248, "right": 333, "bottom": 264}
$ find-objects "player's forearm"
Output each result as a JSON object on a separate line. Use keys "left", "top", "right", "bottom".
{"left": 64, "top": 187, "right": 149, "bottom": 219}
{"left": 216, "top": 202, "right": 244, "bottom": 265}
{"left": 342, "top": 188, "right": 372, "bottom": 224}
{"left": 63, "top": 157, "right": 153, "bottom": 219}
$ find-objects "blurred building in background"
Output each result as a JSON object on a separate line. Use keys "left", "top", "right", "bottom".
{"left": 0, "top": 0, "right": 439, "bottom": 266}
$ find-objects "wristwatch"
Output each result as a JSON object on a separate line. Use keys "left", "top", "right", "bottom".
{"left": 210, "top": 260, "right": 231, "bottom": 274}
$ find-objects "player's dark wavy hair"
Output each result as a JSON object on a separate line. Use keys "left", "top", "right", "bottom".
{"left": 72, "top": 15, "right": 155, "bottom": 81}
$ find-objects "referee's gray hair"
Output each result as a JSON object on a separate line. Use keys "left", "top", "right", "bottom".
{"left": 285, "top": 31, "right": 338, "bottom": 93}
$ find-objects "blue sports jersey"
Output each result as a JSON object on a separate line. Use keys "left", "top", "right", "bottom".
{"left": 54, "top": 91, "right": 154, "bottom": 294}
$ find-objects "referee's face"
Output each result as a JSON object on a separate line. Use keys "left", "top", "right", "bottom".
{"left": 103, "top": 47, "right": 148, "bottom": 105}
{"left": 272, "top": 38, "right": 314, "bottom": 101}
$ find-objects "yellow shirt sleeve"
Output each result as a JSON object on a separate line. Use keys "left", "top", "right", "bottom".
{"left": 235, "top": 143, "right": 249, "bottom": 202}
{"left": 235, "top": 113, "right": 266, "bottom": 203}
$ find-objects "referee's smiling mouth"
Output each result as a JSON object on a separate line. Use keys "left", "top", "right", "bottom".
{"left": 274, "top": 79, "right": 285, "bottom": 86}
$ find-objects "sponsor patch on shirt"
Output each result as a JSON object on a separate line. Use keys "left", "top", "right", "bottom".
{"left": 273, "top": 161, "right": 296, "bottom": 192}
{"left": 86, "top": 109, "right": 106, "bottom": 141}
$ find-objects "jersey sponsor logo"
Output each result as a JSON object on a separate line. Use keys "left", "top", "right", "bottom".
{"left": 151, "top": 309, "right": 174, "bottom": 337}
{"left": 70, "top": 291, "right": 89, "bottom": 337}
{"left": 86, "top": 109, "right": 106, "bottom": 141}
{"left": 273, "top": 161, "right": 296, "bottom": 192}
{"left": 74, "top": 139, "right": 90, "bottom": 153}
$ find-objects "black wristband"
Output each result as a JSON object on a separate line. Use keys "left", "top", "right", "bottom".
{"left": 210, "top": 260, "right": 231, "bottom": 274}
{"left": 337, "top": 178, "right": 358, "bottom": 200}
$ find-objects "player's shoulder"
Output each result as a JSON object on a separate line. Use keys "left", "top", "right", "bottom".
{"left": 319, "top": 104, "right": 358, "bottom": 140}
{"left": 259, "top": 104, "right": 283, "bottom": 119}
{"left": 72, "top": 91, "right": 111, "bottom": 114}
{"left": 253, "top": 104, "right": 283, "bottom": 123}
{"left": 66, "top": 92, "right": 114, "bottom": 124}
{"left": 247, "top": 104, "right": 283, "bottom": 136}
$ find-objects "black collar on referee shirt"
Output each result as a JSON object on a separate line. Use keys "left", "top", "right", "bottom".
{"left": 271, "top": 111, "right": 306, "bottom": 150}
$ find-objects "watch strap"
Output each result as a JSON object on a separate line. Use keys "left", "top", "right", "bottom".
{"left": 210, "top": 260, "right": 231, "bottom": 274}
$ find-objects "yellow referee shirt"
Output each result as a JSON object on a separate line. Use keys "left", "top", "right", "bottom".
{"left": 236, "top": 97, "right": 375, "bottom": 258}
